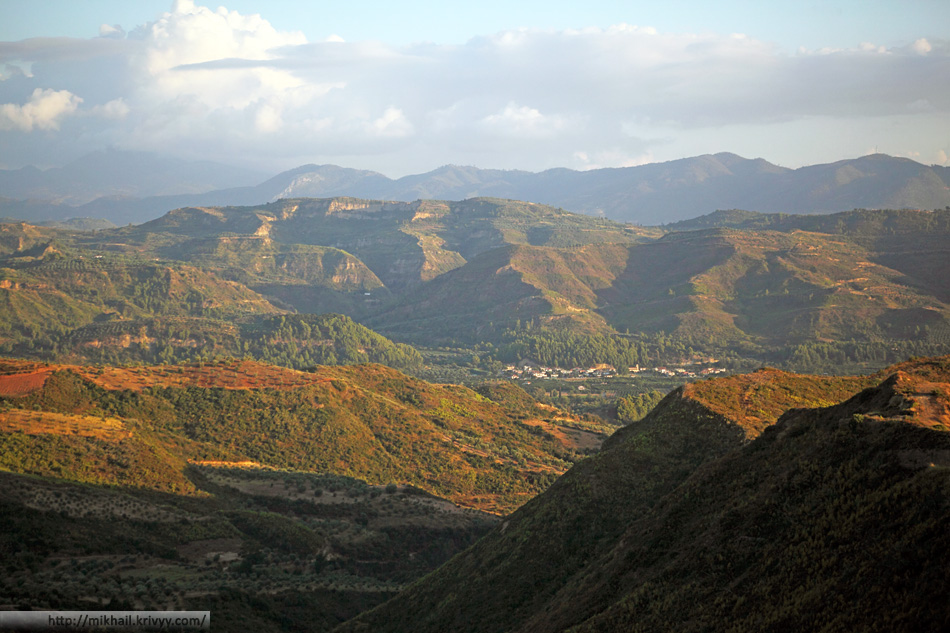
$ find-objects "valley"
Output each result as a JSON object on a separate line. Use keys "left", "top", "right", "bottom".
{"left": 1, "top": 193, "right": 949, "bottom": 631}
{"left": 342, "top": 356, "right": 950, "bottom": 633}
{"left": 4, "top": 0, "right": 948, "bottom": 628}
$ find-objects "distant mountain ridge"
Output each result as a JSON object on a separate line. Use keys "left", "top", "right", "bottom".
{"left": 0, "top": 149, "right": 266, "bottom": 206}
{"left": 2, "top": 152, "right": 949, "bottom": 226}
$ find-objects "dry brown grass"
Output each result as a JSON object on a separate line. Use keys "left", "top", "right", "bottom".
{"left": 520, "top": 418, "right": 604, "bottom": 452}
{"left": 0, "top": 368, "right": 53, "bottom": 397}
{"left": 889, "top": 371, "right": 950, "bottom": 431}
{"left": 0, "top": 357, "right": 334, "bottom": 393}
{"left": 189, "top": 459, "right": 269, "bottom": 468}
{"left": 0, "top": 409, "right": 131, "bottom": 441}
{"left": 684, "top": 368, "right": 874, "bottom": 438}
{"left": 75, "top": 359, "right": 331, "bottom": 391}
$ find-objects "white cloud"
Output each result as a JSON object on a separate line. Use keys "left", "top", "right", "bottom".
{"left": 133, "top": 0, "right": 307, "bottom": 110}
{"left": 371, "top": 107, "right": 413, "bottom": 137}
{"left": 0, "top": 88, "right": 82, "bottom": 131}
{"left": 0, "top": 3, "right": 948, "bottom": 175}
{"left": 481, "top": 103, "right": 569, "bottom": 138}
{"left": 1, "top": 62, "right": 32, "bottom": 81}
{"left": 254, "top": 102, "right": 282, "bottom": 133}
{"left": 99, "top": 24, "right": 126, "bottom": 40}
{"left": 912, "top": 38, "right": 932, "bottom": 55}
{"left": 857, "top": 42, "right": 889, "bottom": 54}
{"left": 89, "top": 98, "right": 130, "bottom": 120}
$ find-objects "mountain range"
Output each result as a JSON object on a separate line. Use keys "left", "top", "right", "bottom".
{"left": 2, "top": 200, "right": 950, "bottom": 375}
{"left": 0, "top": 149, "right": 266, "bottom": 206}
{"left": 3, "top": 151, "right": 950, "bottom": 226}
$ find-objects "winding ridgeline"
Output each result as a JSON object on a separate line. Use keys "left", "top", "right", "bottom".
{"left": 341, "top": 356, "right": 950, "bottom": 633}
{"left": 5, "top": 152, "right": 950, "bottom": 227}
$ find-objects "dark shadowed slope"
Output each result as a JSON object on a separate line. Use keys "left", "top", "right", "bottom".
{"left": 338, "top": 366, "right": 880, "bottom": 633}
{"left": 555, "top": 360, "right": 950, "bottom": 632}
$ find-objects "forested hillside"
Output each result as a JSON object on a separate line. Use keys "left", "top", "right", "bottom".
{"left": 3, "top": 203, "right": 949, "bottom": 376}
{"left": 367, "top": 211, "right": 950, "bottom": 372}
{"left": 0, "top": 358, "right": 606, "bottom": 512}
{"left": 341, "top": 356, "right": 950, "bottom": 633}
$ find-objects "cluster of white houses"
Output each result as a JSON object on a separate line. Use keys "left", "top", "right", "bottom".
{"left": 502, "top": 364, "right": 617, "bottom": 380}
{"left": 642, "top": 365, "right": 728, "bottom": 379}
{"left": 501, "top": 362, "right": 727, "bottom": 381}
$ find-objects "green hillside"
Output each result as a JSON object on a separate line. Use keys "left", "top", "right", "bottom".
{"left": 0, "top": 353, "right": 607, "bottom": 629}
{"left": 365, "top": 244, "right": 615, "bottom": 342}
{"left": 0, "top": 197, "right": 657, "bottom": 372}
{"left": 604, "top": 226, "right": 950, "bottom": 346}
{"left": 0, "top": 226, "right": 422, "bottom": 371}
{"left": 669, "top": 207, "right": 950, "bottom": 303}
{"left": 56, "top": 313, "right": 423, "bottom": 371}
{"left": 3, "top": 204, "right": 950, "bottom": 376}
{"left": 0, "top": 245, "right": 279, "bottom": 355}
{"left": 0, "top": 222, "right": 70, "bottom": 255}
{"left": 367, "top": 219, "right": 950, "bottom": 370}
{"left": 340, "top": 356, "right": 950, "bottom": 633}
{"left": 0, "top": 358, "right": 606, "bottom": 513}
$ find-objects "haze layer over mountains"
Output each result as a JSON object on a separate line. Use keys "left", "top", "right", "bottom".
{"left": 3, "top": 151, "right": 949, "bottom": 227}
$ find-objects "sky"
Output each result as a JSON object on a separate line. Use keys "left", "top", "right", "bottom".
{"left": 0, "top": 0, "right": 948, "bottom": 177}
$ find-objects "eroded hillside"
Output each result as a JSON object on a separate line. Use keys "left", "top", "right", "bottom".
{"left": 2, "top": 204, "right": 950, "bottom": 375}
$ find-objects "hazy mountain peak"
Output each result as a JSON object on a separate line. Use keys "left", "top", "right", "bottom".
{"left": 0, "top": 149, "right": 267, "bottom": 205}
{"left": 4, "top": 152, "right": 950, "bottom": 226}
